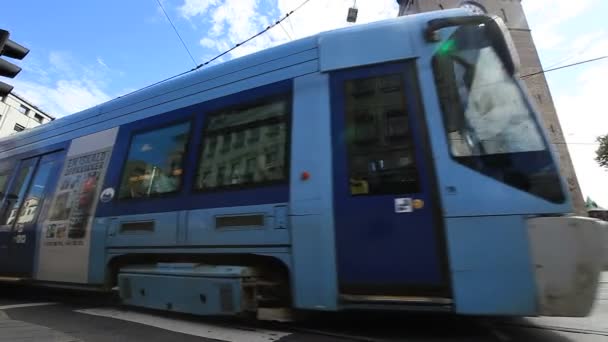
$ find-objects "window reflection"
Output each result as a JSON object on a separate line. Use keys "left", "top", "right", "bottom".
{"left": 196, "top": 97, "right": 289, "bottom": 190}
{"left": 344, "top": 74, "right": 420, "bottom": 196}
{"left": 16, "top": 160, "right": 54, "bottom": 224}
{"left": 2, "top": 165, "right": 34, "bottom": 226}
{"left": 432, "top": 24, "right": 565, "bottom": 203}
{"left": 119, "top": 122, "right": 190, "bottom": 199}
{"left": 0, "top": 172, "right": 11, "bottom": 198}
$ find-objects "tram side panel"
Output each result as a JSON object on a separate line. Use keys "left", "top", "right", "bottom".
{"left": 79, "top": 81, "right": 302, "bottom": 315}
{"left": 35, "top": 128, "right": 119, "bottom": 284}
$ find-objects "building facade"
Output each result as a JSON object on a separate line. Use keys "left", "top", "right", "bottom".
{"left": 397, "top": 0, "right": 586, "bottom": 214}
{"left": 0, "top": 92, "right": 54, "bottom": 138}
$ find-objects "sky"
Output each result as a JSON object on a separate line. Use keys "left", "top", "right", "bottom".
{"left": 0, "top": 0, "right": 606, "bottom": 206}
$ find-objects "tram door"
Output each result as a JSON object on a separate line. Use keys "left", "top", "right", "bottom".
{"left": 0, "top": 151, "right": 63, "bottom": 277}
{"left": 330, "top": 62, "right": 449, "bottom": 297}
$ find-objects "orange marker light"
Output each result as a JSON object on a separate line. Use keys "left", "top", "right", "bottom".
{"left": 301, "top": 171, "right": 311, "bottom": 181}
{"left": 413, "top": 199, "right": 425, "bottom": 210}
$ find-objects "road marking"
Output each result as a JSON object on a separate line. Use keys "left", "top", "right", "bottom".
{"left": 0, "top": 302, "right": 57, "bottom": 310}
{"left": 0, "top": 319, "right": 79, "bottom": 342}
{"left": 75, "top": 308, "right": 291, "bottom": 342}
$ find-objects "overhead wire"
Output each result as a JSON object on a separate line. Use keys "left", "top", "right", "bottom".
{"left": 156, "top": 0, "right": 197, "bottom": 68}
{"left": 544, "top": 45, "right": 592, "bottom": 70}
{"left": 127, "top": 2, "right": 605, "bottom": 110}
{"left": 521, "top": 55, "right": 608, "bottom": 79}
{"left": 195, "top": 0, "right": 312, "bottom": 69}
{"left": 117, "top": 0, "right": 312, "bottom": 100}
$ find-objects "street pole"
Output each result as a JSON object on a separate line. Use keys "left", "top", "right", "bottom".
{"left": 396, "top": 0, "right": 409, "bottom": 16}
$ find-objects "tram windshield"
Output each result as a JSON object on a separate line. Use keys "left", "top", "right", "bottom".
{"left": 433, "top": 23, "right": 565, "bottom": 203}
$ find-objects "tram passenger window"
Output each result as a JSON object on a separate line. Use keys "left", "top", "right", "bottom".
{"left": 249, "top": 127, "right": 260, "bottom": 143}
{"left": 205, "top": 137, "right": 217, "bottom": 157}
{"left": 0, "top": 171, "right": 11, "bottom": 197}
{"left": 16, "top": 160, "right": 54, "bottom": 224}
{"left": 344, "top": 74, "right": 420, "bottom": 195}
{"left": 119, "top": 122, "right": 191, "bottom": 199}
{"left": 221, "top": 134, "right": 232, "bottom": 153}
{"left": 196, "top": 96, "right": 290, "bottom": 190}
{"left": 1, "top": 165, "right": 34, "bottom": 225}
{"left": 216, "top": 166, "right": 226, "bottom": 186}
{"left": 234, "top": 131, "right": 245, "bottom": 149}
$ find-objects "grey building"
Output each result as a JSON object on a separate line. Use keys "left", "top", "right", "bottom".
{"left": 0, "top": 92, "right": 54, "bottom": 138}
{"left": 397, "top": 0, "right": 586, "bottom": 215}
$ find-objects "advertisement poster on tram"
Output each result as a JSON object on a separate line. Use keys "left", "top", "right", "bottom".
{"left": 36, "top": 128, "right": 118, "bottom": 283}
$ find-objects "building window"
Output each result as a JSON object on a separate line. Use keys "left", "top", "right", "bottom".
{"left": 248, "top": 127, "right": 260, "bottom": 143}
{"left": 34, "top": 114, "right": 44, "bottom": 123}
{"left": 221, "top": 133, "right": 232, "bottom": 153}
{"left": 244, "top": 157, "right": 257, "bottom": 183}
{"left": 343, "top": 73, "right": 420, "bottom": 195}
{"left": 18, "top": 105, "right": 29, "bottom": 115}
{"left": 196, "top": 95, "right": 290, "bottom": 190}
{"left": 14, "top": 123, "right": 25, "bottom": 132}
{"left": 229, "top": 160, "right": 242, "bottom": 185}
{"left": 204, "top": 136, "right": 217, "bottom": 157}
{"left": 118, "top": 121, "right": 191, "bottom": 199}
{"left": 216, "top": 165, "right": 226, "bottom": 186}
{"left": 266, "top": 124, "right": 280, "bottom": 137}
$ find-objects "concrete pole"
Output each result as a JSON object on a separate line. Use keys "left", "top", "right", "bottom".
{"left": 396, "top": 0, "right": 410, "bottom": 16}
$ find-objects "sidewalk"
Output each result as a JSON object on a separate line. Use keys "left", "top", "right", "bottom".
{"left": 0, "top": 311, "right": 79, "bottom": 342}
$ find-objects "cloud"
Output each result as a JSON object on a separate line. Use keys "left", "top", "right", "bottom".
{"left": 181, "top": 0, "right": 398, "bottom": 61}
{"left": 276, "top": 0, "right": 398, "bottom": 39}
{"left": 96, "top": 57, "right": 109, "bottom": 70}
{"left": 48, "top": 51, "right": 77, "bottom": 78}
{"left": 199, "top": 37, "right": 217, "bottom": 48}
{"left": 11, "top": 51, "right": 114, "bottom": 117}
{"left": 522, "top": 0, "right": 599, "bottom": 51}
{"left": 12, "top": 78, "right": 111, "bottom": 117}
{"left": 179, "top": 0, "right": 221, "bottom": 18}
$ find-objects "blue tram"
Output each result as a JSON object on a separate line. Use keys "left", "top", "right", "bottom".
{"left": 0, "top": 9, "right": 605, "bottom": 318}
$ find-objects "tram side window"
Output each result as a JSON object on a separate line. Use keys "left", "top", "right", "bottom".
{"left": 196, "top": 96, "right": 290, "bottom": 190}
{"left": 0, "top": 171, "right": 11, "bottom": 197}
{"left": 344, "top": 74, "right": 420, "bottom": 195}
{"left": 119, "top": 122, "right": 191, "bottom": 199}
{"left": 1, "top": 165, "right": 34, "bottom": 225}
{"left": 16, "top": 160, "right": 55, "bottom": 224}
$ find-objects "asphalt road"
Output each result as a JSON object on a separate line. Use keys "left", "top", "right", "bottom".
{"left": 0, "top": 276, "right": 606, "bottom": 342}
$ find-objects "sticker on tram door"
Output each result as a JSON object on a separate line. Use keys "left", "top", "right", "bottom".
{"left": 395, "top": 198, "right": 413, "bottom": 213}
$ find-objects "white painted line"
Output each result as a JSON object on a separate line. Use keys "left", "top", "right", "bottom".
{"left": 0, "top": 302, "right": 57, "bottom": 310}
{"left": 75, "top": 308, "right": 291, "bottom": 342}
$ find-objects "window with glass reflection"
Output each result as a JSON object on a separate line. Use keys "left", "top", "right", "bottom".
{"left": 16, "top": 160, "right": 55, "bottom": 224}
{"left": 0, "top": 171, "right": 11, "bottom": 198}
{"left": 1, "top": 164, "right": 34, "bottom": 225}
{"left": 344, "top": 74, "right": 420, "bottom": 196}
{"left": 119, "top": 122, "right": 191, "bottom": 199}
{"left": 196, "top": 96, "right": 290, "bottom": 190}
